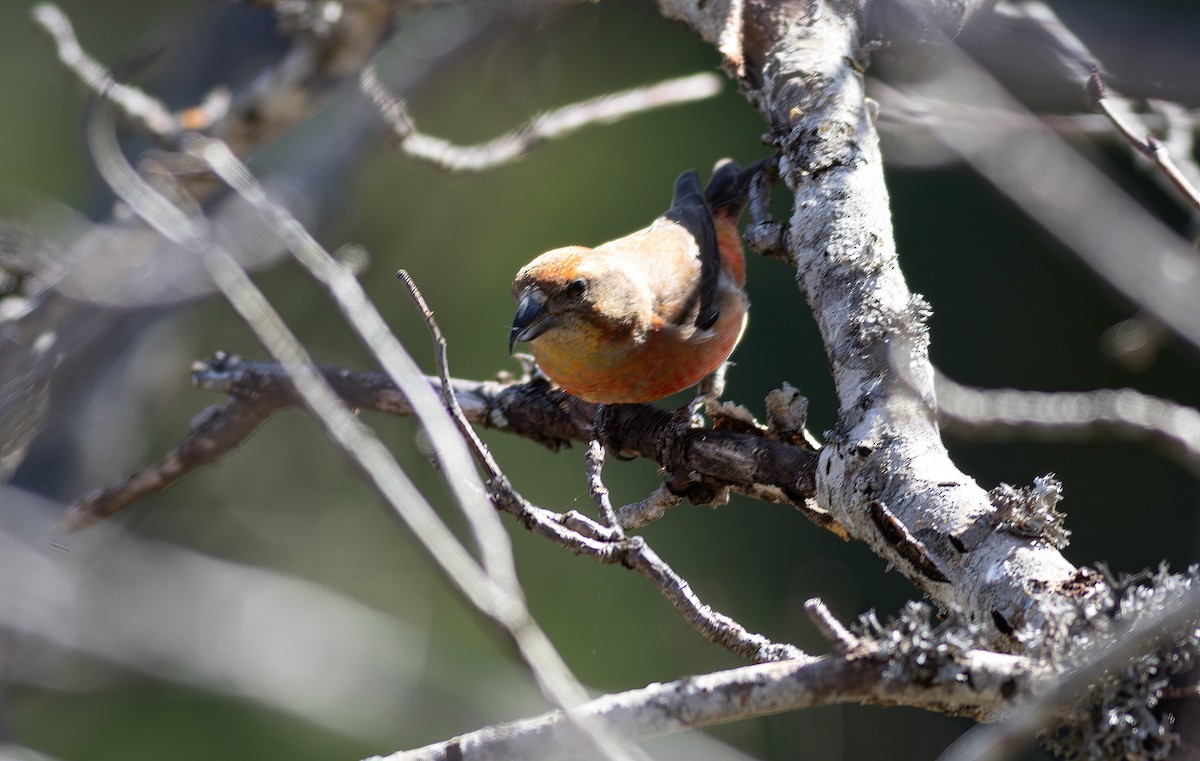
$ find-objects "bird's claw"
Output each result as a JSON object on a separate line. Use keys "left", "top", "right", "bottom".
{"left": 696, "top": 361, "right": 728, "bottom": 401}
{"left": 693, "top": 361, "right": 731, "bottom": 422}
{"left": 593, "top": 404, "right": 637, "bottom": 461}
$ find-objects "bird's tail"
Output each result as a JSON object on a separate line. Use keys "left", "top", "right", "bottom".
{"left": 671, "top": 169, "right": 706, "bottom": 213}
{"left": 704, "top": 157, "right": 771, "bottom": 220}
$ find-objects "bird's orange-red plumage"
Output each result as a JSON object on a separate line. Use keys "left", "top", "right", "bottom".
{"left": 509, "top": 160, "right": 760, "bottom": 404}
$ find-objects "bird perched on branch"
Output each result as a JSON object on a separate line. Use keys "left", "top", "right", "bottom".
{"left": 509, "top": 159, "right": 762, "bottom": 404}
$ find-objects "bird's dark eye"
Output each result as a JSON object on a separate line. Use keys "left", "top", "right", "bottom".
{"left": 565, "top": 279, "right": 588, "bottom": 298}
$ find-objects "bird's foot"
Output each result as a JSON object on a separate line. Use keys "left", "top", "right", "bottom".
{"left": 657, "top": 402, "right": 728, "bottom": 506}
{"left": 657, "top": 403, "right": 697, "bottom": 472}
{"left": 656, "top": 363, "right": 737, "bottom": 506}
{"left": 693, "top": 361, "right": 729, "bottom": 420}
{"left": 593, "top": 403, "right": 637, "bottom": 461}
{"left": 660, "top": 363, "right": 728, "bottom": 470}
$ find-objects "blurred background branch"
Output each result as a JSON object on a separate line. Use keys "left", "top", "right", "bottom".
{"left": 937, "top": 372, "right": 1200, "bottom": 475}
{"left": 361, "top": 66, "right": 724, "bottom": 173}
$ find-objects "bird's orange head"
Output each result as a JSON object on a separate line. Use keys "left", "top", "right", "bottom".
{"left": 509, "top": 246, "right": 654, "bottom": 354}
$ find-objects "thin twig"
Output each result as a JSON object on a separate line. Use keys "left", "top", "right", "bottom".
{"left": 391, "top": 278, "right": 804, "bottom": 664}
{"left": 1152, "top": 99, "right": 1200, "bottom": 210}
{"left": 623, "top": 535, "right": 808, "bottom": 662}
{"left": 394, "top": 273, "right": 588, "bottom": 532}
{"left": 585, "top": 440, "right": 622, "bottom": 531}
{"left": 803, "top": 598, "right": 861, "bottom": 654}
{"left": 57, "top": 395, "right": 282, "bottom": 532}
{"left": 613, "top": 485, "right": 683, "bottom": 530}
{"left": 995, "top": 0, "right": 1200, "bottom": 218}
{"left": 361, "top": 66, "right": 723, "bottom": 172}
{"left": 395, "top": 269, "right": 511, "bottom": 481}
{"left": 1088, "top": 69, "right": 1200, "bottom": 215}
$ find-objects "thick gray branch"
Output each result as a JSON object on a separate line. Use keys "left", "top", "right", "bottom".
{"left": 727, "top": 1, "right": 1086, "bottom": 646}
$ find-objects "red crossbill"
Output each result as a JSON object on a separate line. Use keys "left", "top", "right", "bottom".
{"left": 509, "top": 160, "right": 760, "bottom": 404}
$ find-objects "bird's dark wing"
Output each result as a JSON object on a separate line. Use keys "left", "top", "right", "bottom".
{"left": 661, "top": 169, "right": 720, "bottom": 330}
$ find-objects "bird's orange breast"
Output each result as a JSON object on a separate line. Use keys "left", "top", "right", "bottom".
{"left": 529, "top": 298, "right": 747, "bottom": 404}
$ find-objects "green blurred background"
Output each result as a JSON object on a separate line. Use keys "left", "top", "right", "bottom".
{"left": 2, "top": 0, "right": 1200, "bottom": 759}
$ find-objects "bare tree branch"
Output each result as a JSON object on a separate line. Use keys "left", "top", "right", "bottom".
{"left": 63, "top": 355, "right": 829, "bottom": 535}
{"left": 7, "top": 485, "right": 423, "bottom": 740}
{"left": 362, "top": 67, "right": 724, "bottom": 172}
{"left": 7, "top": 0, "right": 409, "bottom": 497}
{"left": 33, "top": 0, "right": 398, "bottom": 153}
{"left": 380, "top": 632, "right": 1034, "bottom": 761}
{"left": 906, "top": 27, "right": 1200, "bottom": 350}
{"left": 802, "top": 598, "right": 861, "bottom": 655}
{"left": 64, "top": 344, "right": 812, "bottom": 665}
{"left": 584, "top": 439, "right": 623, "bottom": 532}
{"left": 58, "top": 395, "right": 281, "bottom": 532}
{"left": 613, "top": 485, "right": 684, "bottom": 530}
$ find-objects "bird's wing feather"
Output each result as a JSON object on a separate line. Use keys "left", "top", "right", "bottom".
{"left": 660, "top": 170, "right": 721, "bottom": 330}
{"left": 596, "top": 219, "right": 708, "bottom": 337}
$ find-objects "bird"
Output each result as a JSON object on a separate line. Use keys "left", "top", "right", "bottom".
{"left": 509, "top": 159, "right": 761, "bottom": 405}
